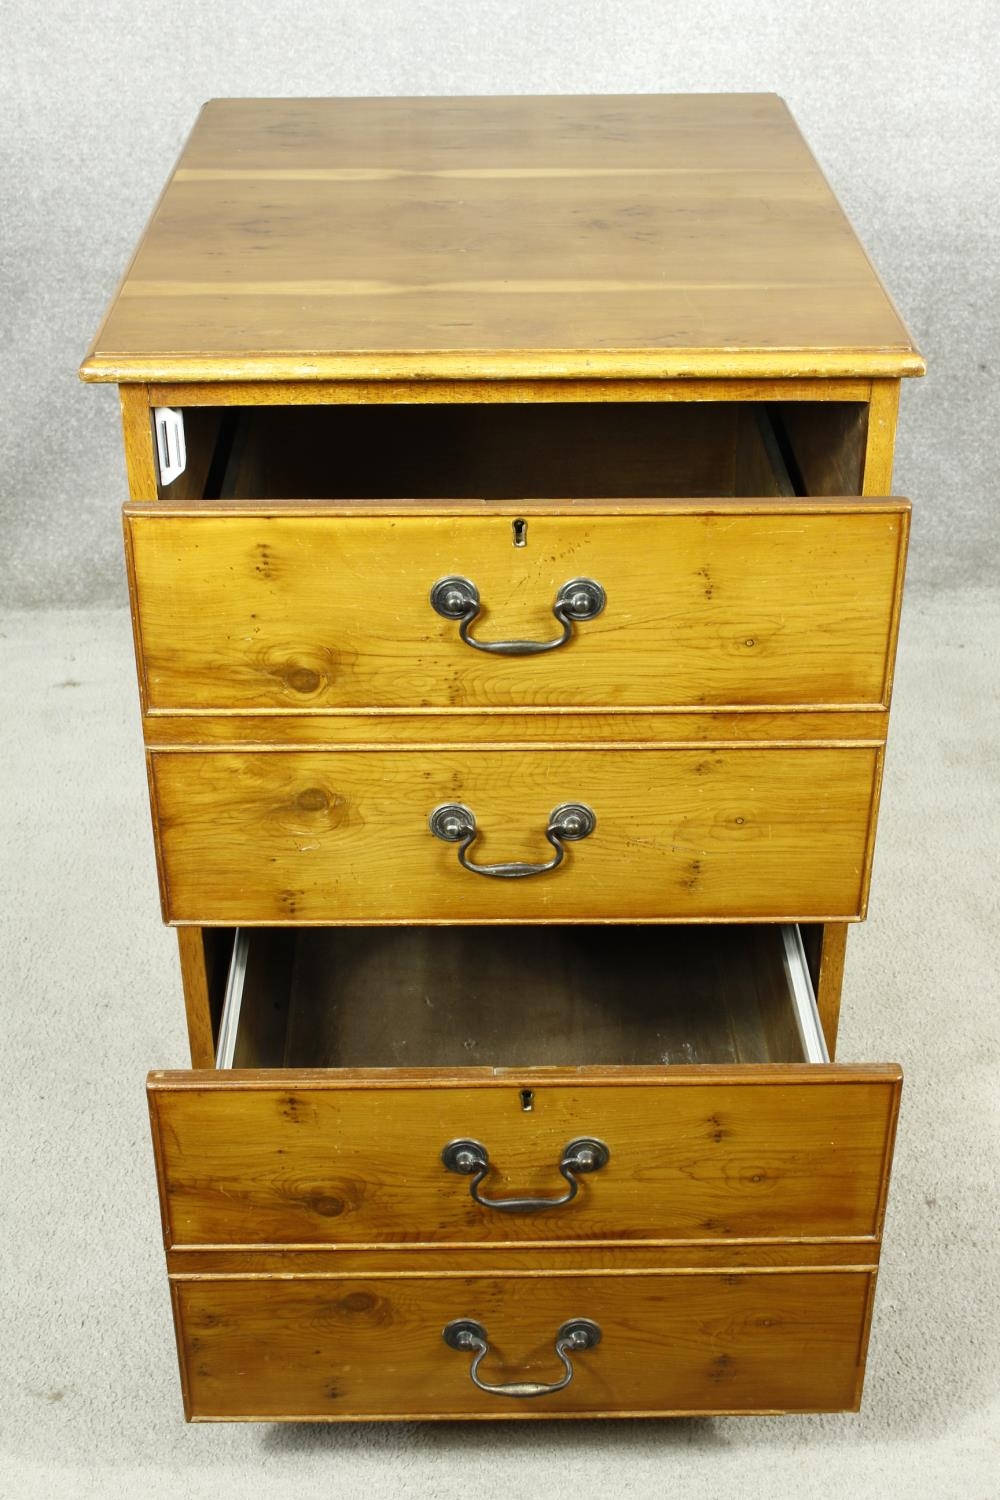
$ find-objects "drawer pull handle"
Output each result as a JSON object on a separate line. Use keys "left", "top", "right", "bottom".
{"left": 443, "top": 1317, "right": 602, "bottom": 1398}
{"left": 441, "top": 1136, "right": 610, "bottom": 1212}
{"left": 429, "top": 801, "right": 596, "bottom": 879}
{"left": 430, "top": 575, "right": 606, "bottom": 655}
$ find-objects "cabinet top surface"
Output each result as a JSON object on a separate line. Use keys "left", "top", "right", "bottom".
{"left": 80, "top": 94, "right": 923, "bottom": 384}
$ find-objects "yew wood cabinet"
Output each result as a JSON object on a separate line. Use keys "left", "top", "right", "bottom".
{"left": 81, "top": 95, "right": 923, "bottom": 1423}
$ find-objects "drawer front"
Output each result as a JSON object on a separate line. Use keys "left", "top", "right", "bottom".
{"left": 173, "top": 1269, "right": 876, "bottom": 1418}
{"left": 125, "top": 502, "right": 908, "bottom": 713}
{"left": 149, "top": 745, "right": 880, "bottom": 922}
{"left": 149, "top": 1071, "right": 900, "bottom": 1248}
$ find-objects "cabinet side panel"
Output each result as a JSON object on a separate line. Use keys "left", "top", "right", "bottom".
{"left": 120, "top": 385, "right": 157, "bottom": 499}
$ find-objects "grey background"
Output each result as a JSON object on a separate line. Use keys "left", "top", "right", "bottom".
{"left": 2, "top": 0, "right": 998, "bottom": 607}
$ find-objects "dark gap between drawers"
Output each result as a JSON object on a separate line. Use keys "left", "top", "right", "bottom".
{"left": 150, "top": 402, "right": 880, "bottom": 502}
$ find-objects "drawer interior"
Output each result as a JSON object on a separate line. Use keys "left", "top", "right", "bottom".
{"left": 215, "top": 923, "right": 829, "bottom": 1071}
{"left": 164, "top": 401, "right": 866, "bottom": 502}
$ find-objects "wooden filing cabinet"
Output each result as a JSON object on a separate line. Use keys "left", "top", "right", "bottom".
{"left": 81, "top": 94, "right": 923, "bottom": 1422}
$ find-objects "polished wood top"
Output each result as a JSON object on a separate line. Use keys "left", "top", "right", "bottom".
{"left": 80, "top": 94, "right": 923, "bottom": 383}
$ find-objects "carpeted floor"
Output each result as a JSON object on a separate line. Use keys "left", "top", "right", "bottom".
{"left": 1, "top": 592, "right": 997, "bottom": 1500}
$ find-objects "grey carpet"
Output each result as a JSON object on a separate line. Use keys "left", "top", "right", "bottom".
{"left": 1, "top": 591, "right": 997, "bottom": 1499}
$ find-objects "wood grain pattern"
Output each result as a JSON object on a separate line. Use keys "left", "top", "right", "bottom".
{"left": 79, "top": 95, "right": 923, "bottom": 385}
{"left": 119, "top": 385, "right": 157, "bottom": 499}
{"left": 174, "top": 928, "right": 219, "bottom": 1067}
{"left": 147, "top": 745, "right": 882, "bottom": 923}
{"left": 862, "top": 380, "right": 902, "bottom": 496}
{"left": 142, "top": 709, "right": 890, "bottom": 748}
{"left": 172, "top": 1269, "right": 876, "bottom": 1418}
{"left": 165, "top": 1241, "right": 880, "bottom": 1276}
{"left": 148, "top": 377, "right": 877, "bottom": 408}
{"left": 125, "top": 501, "right": 909, "bottom": 714}
{"left": 815, "top": 923, "right": 850, "bottom": 1057}
{"left": 148, "top": 1068, "right": 900, "bottom": 1247}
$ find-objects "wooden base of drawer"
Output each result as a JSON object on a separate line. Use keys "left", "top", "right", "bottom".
{"left": 172, "top": 1267, "right": 878, "bottom": 1420}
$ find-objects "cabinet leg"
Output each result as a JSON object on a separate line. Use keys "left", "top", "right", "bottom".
{"left": 176, "top": 927, "right": 233, "bottom": 1066}
{"left": 801, "top": 923, "right": 849, "bottom": 1059}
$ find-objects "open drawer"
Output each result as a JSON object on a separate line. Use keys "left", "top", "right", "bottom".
{"left": 149, "top": 923, "right": 900, "bottom": 1253}
{"left": 124, "top": 404, "right": 909, "bottom": 715}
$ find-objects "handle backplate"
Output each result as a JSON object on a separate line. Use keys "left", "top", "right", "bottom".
{"left": 442, "top": 1317, "right": 602, "bottom": 1398}
{"left": 429, "top": 801, "right": 595, "bottom": 879}
{"left": 430, "top": 575, "right": 605, "bottom": 655}
{"left": 442, "top": 1136, "right": 610, "bottom": 1212}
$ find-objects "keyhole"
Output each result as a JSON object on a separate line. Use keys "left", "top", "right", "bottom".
{"left": 520, "top": 1089, "right": 534, "bottom": 1112}
{"left": 512, "top": 518, "right": 527, "bottom": 548}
